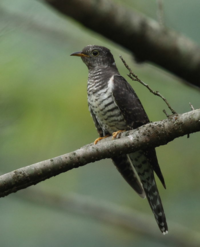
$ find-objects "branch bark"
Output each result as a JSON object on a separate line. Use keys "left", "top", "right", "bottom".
{"left": 43, "top": 0, "right": 200, "bottom": 87}
{"left": 0, "top": 109, "right": 200, "bottom": 198}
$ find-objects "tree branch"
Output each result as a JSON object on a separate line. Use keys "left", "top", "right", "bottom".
{"left": 0, "top": 109, "right": 199, "bottom": 198}
{"left": 43, "top": 0, "right": 200, "bottom": 87}
{"left": 17, "top": 188, "right": 200, "bottom": 246}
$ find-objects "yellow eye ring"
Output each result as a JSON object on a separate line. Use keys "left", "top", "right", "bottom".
{"left": 92, "top": 50, "right": 99, "bottom": 56}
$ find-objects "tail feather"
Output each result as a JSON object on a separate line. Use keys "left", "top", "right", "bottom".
{"left": 129, "top": 151, "right": 168, "bottom": 234}
{"left": 143, "top": 175, "right": 168, "bottom": 234}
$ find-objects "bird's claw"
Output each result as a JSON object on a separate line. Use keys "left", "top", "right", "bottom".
{"left": 94, "top": 135, "right": 109, "bottom": 144}
{"left": 112, "top": 130, "right": 125, "bottom": 139}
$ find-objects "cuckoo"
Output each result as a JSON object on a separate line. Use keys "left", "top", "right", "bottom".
{"left": 71, "top": 45, "right": 168, "bottom": 234}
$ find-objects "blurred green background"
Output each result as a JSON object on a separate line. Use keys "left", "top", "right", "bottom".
{"left": 0, "top": 0, "right": 200, "bottom": 246}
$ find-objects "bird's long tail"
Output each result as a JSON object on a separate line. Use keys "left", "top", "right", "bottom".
{"left": 129, "top": 151, "right": 168, "bottom": 234}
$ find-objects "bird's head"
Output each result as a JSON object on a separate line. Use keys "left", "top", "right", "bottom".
{"left": 71, "top": 45, "right": 116, "bottom": 70}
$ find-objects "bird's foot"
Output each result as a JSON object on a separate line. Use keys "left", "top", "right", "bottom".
{"left": 94, "top": 135, "right": 109, "bottom": 145}
{"left": 112, "top": 130, "right": 125, "bottom": 139}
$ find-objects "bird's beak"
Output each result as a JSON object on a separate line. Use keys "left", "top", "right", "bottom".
{"left": 70, "top": 51, "right": 89, "bottom": 57}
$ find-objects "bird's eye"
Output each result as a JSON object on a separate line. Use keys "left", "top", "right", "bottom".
{"left": 92, "top": 50, "right": 99, "bottom": 56}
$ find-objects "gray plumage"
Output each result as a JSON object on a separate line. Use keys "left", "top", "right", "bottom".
{"left": 71, "top": 45, "right": 168, "bottom": 234}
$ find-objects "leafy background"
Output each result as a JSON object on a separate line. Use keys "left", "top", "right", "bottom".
{"left": 0, "top": 0, "right": 200, "bottom": 246}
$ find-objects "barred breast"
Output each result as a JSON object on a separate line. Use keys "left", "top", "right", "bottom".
{"left": 87, "top": 73, "right": 126, "bottom": 135}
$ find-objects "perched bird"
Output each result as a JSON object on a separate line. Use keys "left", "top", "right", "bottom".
{"left": 71, "top": 45, "right": 168, "bottom": 234}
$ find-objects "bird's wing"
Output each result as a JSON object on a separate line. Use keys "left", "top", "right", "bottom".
{"left": 112, "top": 155, "right": 145, "bottom": 198}
{"left": 112, "top": 75, "right": 149, "bottom": 129}
{"left": 144, "top": 148, "right": 166, "bottom": 188}
{"left": 112, "top": 75, "right": 166, "bottom": 188}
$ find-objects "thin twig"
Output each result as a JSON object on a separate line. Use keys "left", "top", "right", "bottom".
{"left": 157, "top": 0, "right": 165, "bottom": 28}
{"left": 189, "top": 102, "right": 195, "bottom": 111}
{"left": 120, "top": 56, "right": 177, "bottom": 115}
{"left": 188, "top": 103, "right": 195, "bottom": 138}
{"left": 163, "top": 109, "right": 169, "bottom": 118}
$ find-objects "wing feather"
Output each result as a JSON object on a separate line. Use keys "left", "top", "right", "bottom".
{"left": 112, "top": 75, "right": 166, "bottom": 188}
{"left": 112, "top": 155, "right": 145, "bottom": 198}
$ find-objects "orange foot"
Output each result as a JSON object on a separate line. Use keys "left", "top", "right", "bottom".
{"left": 94, "top": 135, "right": 109, "bottom": 145}
{"left": 112, "top": 130, "right": 125, "bottom": 139}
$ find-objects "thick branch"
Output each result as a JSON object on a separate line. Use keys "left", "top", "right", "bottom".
{"left": 0, "top": 109, "right": 200, "bottom": 197}
{"left": 43, "top": 0, "right": 200, "bottom": 86}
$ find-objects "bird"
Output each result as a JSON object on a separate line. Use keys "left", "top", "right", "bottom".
{"left": 71, "top": 45, "right": 168, "bottom": 234}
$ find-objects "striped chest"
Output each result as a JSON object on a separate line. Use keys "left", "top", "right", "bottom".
{"left": 87, "top": 74, "right": 126, "bottom": 135}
